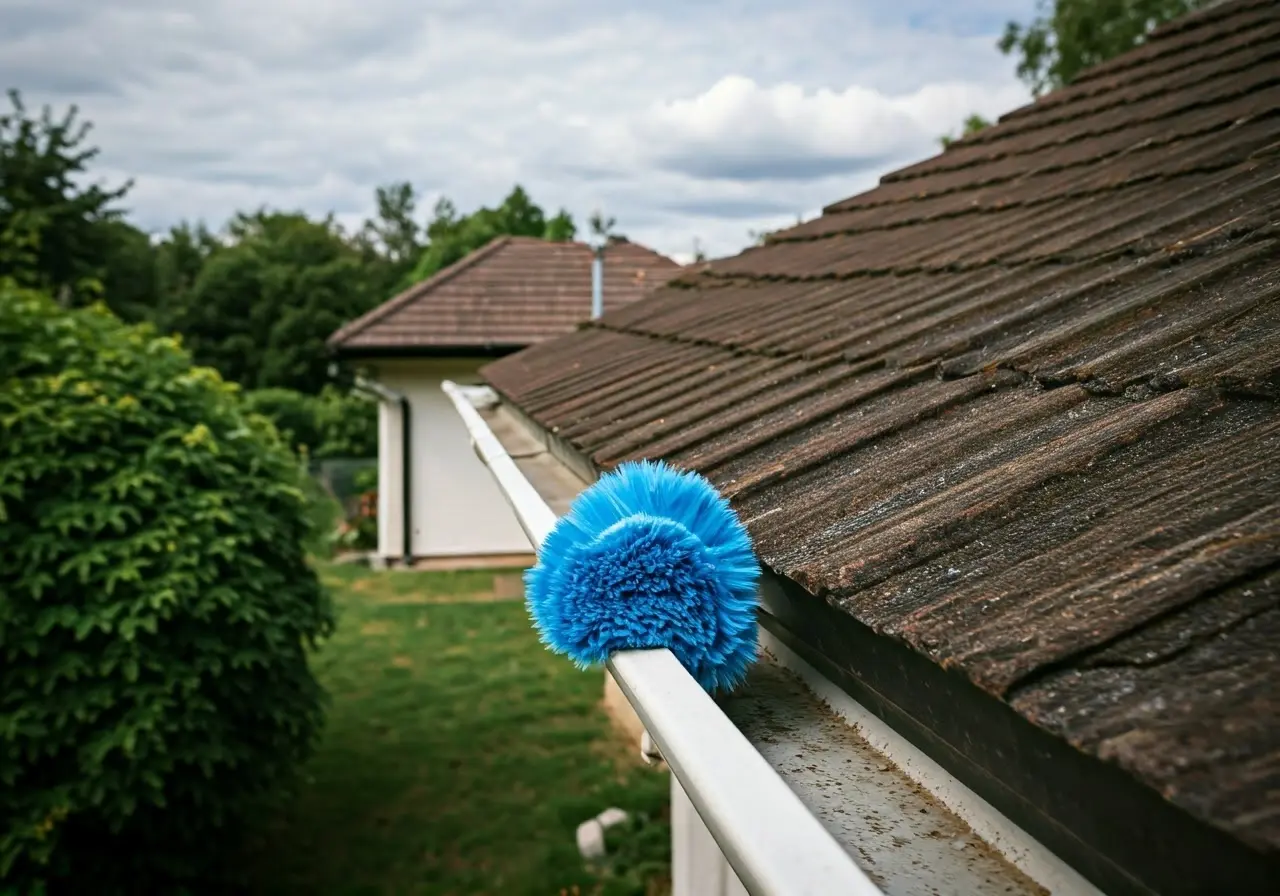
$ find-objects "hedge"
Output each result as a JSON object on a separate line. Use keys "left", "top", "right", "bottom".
{"left": 0, "top": 284, "right": 334, "bottom": 893}
{"left": 241, "top": 385, "right": 377, "bottom": 460}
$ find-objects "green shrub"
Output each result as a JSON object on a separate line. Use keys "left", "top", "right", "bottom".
{"left": 300, "top": 464, "right": 346, "bottom": 560}
{"left": 312, "top": 385, "right": 377, "bottom": 459}
{"left": 0, "top": 285, "right": 335, "bottom": 893}
{"left": 347, "top": 487, "right": 379, "bottom": 551}
{"left": 241, "top": 385, "right": 376, "bottom": 460}
{"left": 599, "top": 811, "right": 673, "bottom": 896}
{"left": 352, "top": 465, "right": 378, "bottom": 494}
{"left": 240, "top": 386, "right": 325, "bottom": 455}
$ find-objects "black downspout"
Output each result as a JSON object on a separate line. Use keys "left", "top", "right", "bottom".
{"left": 397, "top": 395, "right": 411, "bottom": 565}
{"left": 352, "top": 378, "right": 413, "bottom": 566}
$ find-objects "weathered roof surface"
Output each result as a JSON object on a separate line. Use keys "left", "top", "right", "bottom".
{"left": 483, "top": 0, "right": 1280, "bottom": 864}
{"left": 328, "top": 236, "right": 681, "bottom": 352}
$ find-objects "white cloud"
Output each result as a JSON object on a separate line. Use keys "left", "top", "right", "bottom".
{"left": 605, "top": 75, "right": 1029, "bottom": 181}
{"left": 2, "top": 0, "right": 1036, "bottom": 260}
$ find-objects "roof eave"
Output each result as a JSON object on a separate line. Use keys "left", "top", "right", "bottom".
{"left": 479, "top": 375, "right": 1280, "bottom": 895}
{"left": 440, "top": 381, "right": 882, "bottom": 896}
{"left": 444, "top": 383, "right": 1108, "bottom": 896}
{"left": 328, "top": 343, "right": 529, "bottom": 361}
{"left": 326, "top": 235, "right": 683, "bottom": 351}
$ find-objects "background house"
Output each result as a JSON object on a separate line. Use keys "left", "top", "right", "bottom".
{"left": 328, "top": 235, "right": 681, "bottom": 567}
{"left": 469, "top": 2, "right": 1280, "bottom": 892}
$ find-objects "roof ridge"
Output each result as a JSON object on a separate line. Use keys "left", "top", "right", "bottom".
{"left": 617, "top": 241, "right": 685, "bottom": 268}
{"left": 503, "top": 234, "right": 585, "bottom": 247}
{"left": 488, "top": 234, "right": 682, "bottom": 269}
{"left": 327, "top": 235, "right": 515, "bottom": 347}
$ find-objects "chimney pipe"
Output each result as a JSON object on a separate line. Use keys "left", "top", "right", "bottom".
{"left": 591, "top": 245, "right": 604, "bottom": 319}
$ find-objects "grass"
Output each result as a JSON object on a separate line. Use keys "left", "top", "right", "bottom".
{"left": 245, "top": 563, "right": 671, "bottom": 896}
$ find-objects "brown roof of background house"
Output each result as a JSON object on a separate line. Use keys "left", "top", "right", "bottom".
{"left": 483, "top": 0, "right": 1280, "bottom": 883}
{"left": 328, "top": 236, "right": 682, "bottom": 352}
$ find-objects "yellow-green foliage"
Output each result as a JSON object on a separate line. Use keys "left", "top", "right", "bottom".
{"left": 0, "top": 284, "right": 334, "bottom": 893}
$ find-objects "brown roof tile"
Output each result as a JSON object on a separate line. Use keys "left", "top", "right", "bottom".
{"left": 482, "top": 0, "right": 1280, "bottom": 870}
{"left": 328, "top": 236, "right": 681, "bottom": 352}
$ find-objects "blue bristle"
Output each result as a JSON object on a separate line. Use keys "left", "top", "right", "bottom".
{"left": 524, "top": 460, "right": 761, "bottom": 692}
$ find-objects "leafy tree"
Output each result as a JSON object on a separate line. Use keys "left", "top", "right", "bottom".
{"left": 588, "top": 209, "right": 617, "bottom": 244}
{"left": 169, "top": 239, "right": 268, "bottom": 387}
{"left": 97, "top": 219, "right": 160, "bottom": 323}
{"left": 407, "top": 185, "right": 577, "bottom": 284}
{"left": 241, "top": 386, "right": 377, "bottom": 459}
{"left": 0, "top": 89, "right": 131, "bottom": 306}
{"left": 940, "top": 114, "right": 994, "bottom": 148}
{"left": 171, "top": 211, "right": 379, "bottom": 393}
{"left": 241, "top": 388, "right": 327, "bottom": 455}
{"left": 311, "top": 385, "right": 378, "bottom": 458}
{"left": 153, "top": 221, "right": 219, "bottom": 327}
{"left": 544, "top": 209, "right": 576, "bottom": 242}
{"left": 1000, "top": 0, "right": 1209, "bottom": 95}
{"left": 495, "top": 184, "right": 549, "bottom": 238}
{"left": 355, "top": 181, "right": 425, "bottom": 294}
{"left": 361, "top": 181, "right": 421, "bottom": 265}
{"left": 424, "top": 196, "right": 461, "bottom": 244}
{"left": 0, "top": 284, "right": 333, "bottom": 893}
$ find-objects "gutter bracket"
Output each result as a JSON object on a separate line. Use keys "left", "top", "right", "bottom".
{"left": 640, "top": 730, "right": 664, "bottom": 765}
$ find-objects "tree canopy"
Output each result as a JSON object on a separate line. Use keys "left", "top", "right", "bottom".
{"left": 940, "top": 114, "right": 993, "bottom": 149}
{"left": 0, "top": 89, "right": 130, "bottom": 306}
{"left": 0, "top": 90, "right": 580, "bottom": 396}
{"left": 947, "top": 1, "right": 1205, "bottom": 145}
{"left": 407, "top": 186, "right": 576, "bottom": 284}
{"left": 1000, "top": 0, "right": 1209, "bottom": 96}
{"left": 158, "top": 212, "right": 364, "bottom": 391}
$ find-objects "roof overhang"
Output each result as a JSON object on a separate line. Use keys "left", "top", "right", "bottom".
{"left": 754, "top": 573, "right": 1274, "bottom": 895}
{"left": 328, "top": 343, "right": 527, "bottom": 361}
{"left": 441, "top": 382, "right": 1102, "bottom": 896}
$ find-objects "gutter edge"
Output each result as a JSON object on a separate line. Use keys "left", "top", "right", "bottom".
{"left": 440, "top": 380, "right": 881, "bottom": 896}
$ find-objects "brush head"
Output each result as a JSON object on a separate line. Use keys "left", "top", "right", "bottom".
{"left": 525, "top": 460, "right": 761, "bottom": 692}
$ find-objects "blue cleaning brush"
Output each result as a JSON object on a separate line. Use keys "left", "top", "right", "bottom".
{"left": 524, "top": 460, "right": 761, "bottom": 692}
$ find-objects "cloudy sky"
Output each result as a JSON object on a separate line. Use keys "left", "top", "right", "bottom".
{"left": 3, "top": 0, "right": 1036, "bottom": 261}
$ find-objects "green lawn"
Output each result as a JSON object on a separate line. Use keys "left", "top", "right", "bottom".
{"left": 245, "top": 563, "right": 671, "bottom": 896}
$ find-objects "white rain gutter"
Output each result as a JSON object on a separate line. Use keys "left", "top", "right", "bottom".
{"left": 442, "top": 380, "right": 881, "bottom": 896}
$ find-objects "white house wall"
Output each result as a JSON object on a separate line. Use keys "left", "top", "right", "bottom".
{"left": 376, "top": 398, "right": 404, "bottom": 558}
{"left": 371, "top": 358, "right": 533, "bottom": 560}
{"left": 671, "top": 776, "right": 749, "bottom": 896}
